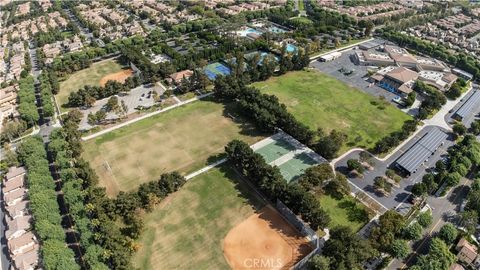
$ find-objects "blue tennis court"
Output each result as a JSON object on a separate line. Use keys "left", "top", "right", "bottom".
{"left": 204, "top": 62, "right": 231, "bottom": 80}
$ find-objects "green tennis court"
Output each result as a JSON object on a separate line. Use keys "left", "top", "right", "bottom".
{"left": 255, "top": 138, "right": 296, "bottom": 163}
{"left": 278, "top": 152, "right": 318, "bottom": 183}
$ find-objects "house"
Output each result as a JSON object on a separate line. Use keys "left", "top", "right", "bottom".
{"left": 4, "top": 187, "right": 27, "bottom": 206}
{"left": 8, "top": 232, "right": 37, "bottom": 257}
{"left": 6, "top": 215, "right": 32, "bottom": 240}
{"left": 12, "top": 245, "right": 39, "bottom": 270}
{"left": 168, "top": 70, "right": 193, "bottom": 84}
{"left": 456, "top": 238, "right": 478, "bottom": 265}
{"left": 3, "top": 173, "right": 25, "bottom": 194}
{"left": 6, "top": 200, "right": 29, "bottom": 221}
{"left": 449, "top": 263, "right": 465, "bottom": 270}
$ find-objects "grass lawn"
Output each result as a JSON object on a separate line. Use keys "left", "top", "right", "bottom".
{"left": 309, "top": 38, "right": 370, "bottom": 57}
{"left": 318, "top": 193, "right": 372, "bottom": 232}
{"left": 298, "top": 0, "right": 304, "bottom": 10}
{"left": 82, "top": 99, "right": 265, "bottom": 196}
{"left": 133, "top": 165, "right": 265, "bottom": 270}
{"left": 57, "top": 58, "right": 126, "bottom": 111}
{"left": 252, "top": 70, "right": 412, "bottom": 153}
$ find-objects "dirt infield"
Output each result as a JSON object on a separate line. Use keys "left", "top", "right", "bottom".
{"left": 223, "top": 205, "right": 313, "bottom": 270}
{"left": 99, "top": 69, "right": 133, "bottom": 86}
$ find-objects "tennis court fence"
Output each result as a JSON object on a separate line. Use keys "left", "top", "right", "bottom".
{"left": 275, "top": 199, "right": 324, "bottom": 270}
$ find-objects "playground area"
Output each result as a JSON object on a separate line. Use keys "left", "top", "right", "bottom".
{"left": 204, "top": 62, "right": 231, "bottom": 80}
{"left": 223, "top": 205, "right": 313, "bottom": 270}
{"left": 252, "top": 132, "right": 327, "bottom": 183}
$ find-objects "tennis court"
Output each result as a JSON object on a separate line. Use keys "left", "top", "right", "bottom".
{"left": 204, "top": 62, "right": 231, "bottom": 80}
{"left": 278, "top": 152, "right": 318, "bottom": 183}
{"left": 255, "top": 138, "right": 296, "bottom": 163}
{"left": 252, "top": 131, "right": 327, "bottom": 183}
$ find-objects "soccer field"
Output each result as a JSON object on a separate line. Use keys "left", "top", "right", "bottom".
{"left": 57, "top": 58, "right": 127, "bottom": 110}
{"left": 82, "top": 99, "right": 265, "bottom": 196}
{"left": 133, "top": 166, "right": 266, "bottom": 270}
{"left": 253, "top": 70, "right": 412, "bottom": 153}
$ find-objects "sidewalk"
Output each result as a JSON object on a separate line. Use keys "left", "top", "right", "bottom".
{"left": 309, "top": 38, "right": 374, "bottom": 61}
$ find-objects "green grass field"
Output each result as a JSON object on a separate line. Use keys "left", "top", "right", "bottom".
{"left": 318, "top": 194, "right": 372, "bottom": 232}
{"left": 82, "top": 99, "right": 265, "bottom": 196}
{"left": 133, "top": 166, "right": 265, "bottom": 270}
{"left": 57, "top": 59, "right": 125, "bottom": 110}
{"left": 253, "top": 70, "right": 412, "bottom": 153}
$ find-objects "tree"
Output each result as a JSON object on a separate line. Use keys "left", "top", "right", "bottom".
{"left": 390, "top": 239, "right": 410, "bottom": 259}
{"left": 424, "top": 238, "right": 455, "bottom": 270}
{"left": 307, "top": 255, "right": 330, "bottom": 270}
{"left": 459, "top": 210, "right": 478, "bottom": 234}
{"left": 315, "top": 130, "right": 347, "bottom": 159}
{"left": 417, "top": 211, "right": 432, "bottom": 228}
{"left": 402, "top": 222, "right": 423, "bottom": 241}
{"left": 411, "top": 182, "right": 427, "bottom": 197}
{"left": 299, "top": 163, "right": 334, "bottom": 190}
{"left": 438, "top": 223, "right": 458, "bottom": 244}
{"left": 105, "top": 96, "right": 120, "bottom": 112}
{"left": 323, "top": 226, "right": 377, "bottom": 270}
{"left": 347, "top": 159, "right": 364, "bottom": 174}
{"left": 453, "top": 122, "right": 467, "bottom": 137}
{"left": 370, "top": 210, "right": 405, "bottom": 251}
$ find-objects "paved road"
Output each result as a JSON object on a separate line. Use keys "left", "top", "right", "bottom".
{"left": 389, "top": 176, "right": 472, "bottom": 269}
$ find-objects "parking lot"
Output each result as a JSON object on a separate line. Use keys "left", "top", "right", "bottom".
{"left": 310, "top": 50, "right": 400, "bottom": 106}
{"left": 78, "top": 84, "right": 164, "bottom": 130}
{"left": 335, "top": 126, "right": 455, "bottom": 214}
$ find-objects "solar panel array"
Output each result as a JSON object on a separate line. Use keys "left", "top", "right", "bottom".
{"left": 395, "top": 128, "right": 448, "bottom": 174}
{"left": 454, "top": 90, "right": 480, "bottom": 120}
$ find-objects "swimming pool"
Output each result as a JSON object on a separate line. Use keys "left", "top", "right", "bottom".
{"left": 237, "top": 27, "right": 263, "bottom": 37}
{"left": 286, "top": 44, "right": 297, "bottom": 53}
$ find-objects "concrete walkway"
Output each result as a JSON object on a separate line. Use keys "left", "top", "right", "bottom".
{"left": 309, "top": 38, "right": 374, "bottom": 61}
{"left": 185, "top": 158, "right": 227, "bottom": 180}
{"left": 82, "top": 92, "right": 213, "bottom": 141}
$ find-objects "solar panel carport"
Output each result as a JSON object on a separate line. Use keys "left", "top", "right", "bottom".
{"left": 395, "top": 128, "right": 448, "bottom": 175}
{"left": 453, "top": 90, "right": 480, "bottom": 121}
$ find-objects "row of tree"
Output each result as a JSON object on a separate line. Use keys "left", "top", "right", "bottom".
{"left": 48, "top": 127, "right": 109, "bottom": 269}
{"left": 225, "top": 139, "right": 330, "bottom": 230}
{"left": 38, "top": 71, "right": 56, "bottom": 118}
{"left": 17, "top": 75, "right": 39, "bottom": 126}
{"left": 17, "top": 136, "right": 79, "bottom": 269}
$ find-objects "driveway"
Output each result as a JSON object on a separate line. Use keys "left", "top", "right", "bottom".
{"left": 334, "top": 126, "right": 455, "bottom": 212}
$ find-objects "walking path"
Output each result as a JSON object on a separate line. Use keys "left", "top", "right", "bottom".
{"left": 82, "top": 92, "right": 213, "bottom": 141}
{"left": 309, "top": 38, "right": 374, "bottom": 61}
{"left": 185, "top": 158, "right": 227, "bottom": 180}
